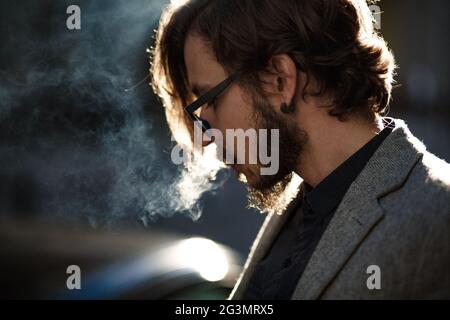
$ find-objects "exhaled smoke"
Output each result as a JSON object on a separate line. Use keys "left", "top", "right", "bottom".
{"left": 0, "top": 0, "right": 225, "bottom": 227}
{"left": 143, "top": 145, "right": 227, "bottom": 225}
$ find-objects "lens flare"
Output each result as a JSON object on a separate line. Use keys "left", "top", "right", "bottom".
{"left": 174, "top": 237, "right": 229, "bottom": 282}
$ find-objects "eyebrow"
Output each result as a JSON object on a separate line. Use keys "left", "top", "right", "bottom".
{"left": 191, "top": 83, "right": 212, "bottom": 96}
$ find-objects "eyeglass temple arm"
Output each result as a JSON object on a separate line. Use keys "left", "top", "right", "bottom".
{"left": 185, "top": 74, "right": 236, "bottom": 114}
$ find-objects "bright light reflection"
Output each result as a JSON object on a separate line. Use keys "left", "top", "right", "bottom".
{"left": 174, "top": 237, "right": 229, "bottom": 282}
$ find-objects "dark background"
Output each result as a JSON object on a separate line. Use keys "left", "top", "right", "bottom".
{"left": 0, "top": 0, "right": 449, "bottom": 258}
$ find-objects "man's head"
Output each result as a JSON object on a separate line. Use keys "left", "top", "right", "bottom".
{"left": 151, "top": 0, "right": 395, "bottom": 212}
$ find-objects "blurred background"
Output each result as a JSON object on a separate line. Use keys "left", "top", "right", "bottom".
{"left": 0, "top": 0, "right": 449, "bottom": 299}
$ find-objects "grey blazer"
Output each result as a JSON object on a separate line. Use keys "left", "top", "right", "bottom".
{"left": 229, "top": 118, "right": 450, "bottom": 299}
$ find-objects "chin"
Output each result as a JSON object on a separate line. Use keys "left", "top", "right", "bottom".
{"left": 240, "top": 171, "right": 274, "bottom": 191}
{"left": 234, "top": 163, "right": 288, "bottom": 191}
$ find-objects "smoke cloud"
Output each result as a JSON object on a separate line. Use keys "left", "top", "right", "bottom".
{"left": 0, "top": 0, "right": 226, "bottom": 228}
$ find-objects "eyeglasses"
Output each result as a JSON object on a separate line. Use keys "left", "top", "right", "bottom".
{"left": 184, "top": 74, "right": 237, "bottom": 132}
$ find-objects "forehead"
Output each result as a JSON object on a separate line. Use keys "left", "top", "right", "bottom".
{"left": 183, "top": 33, "right": 227, "bottom": 94}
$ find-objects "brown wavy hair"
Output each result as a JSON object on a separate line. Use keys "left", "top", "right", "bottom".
{"left": 150, "top": 0, "right": 396, "bottom": 145}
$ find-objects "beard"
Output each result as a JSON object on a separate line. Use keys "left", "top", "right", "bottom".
{"left": 243, "top": 94, "right": 308, "bottom": 213}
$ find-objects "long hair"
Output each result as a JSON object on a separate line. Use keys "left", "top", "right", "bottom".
{"left": 149, "top": 0, "right": 396, "bottom": 213}
{"left": 150, "top": 0, "right": 396, "bottom": 147}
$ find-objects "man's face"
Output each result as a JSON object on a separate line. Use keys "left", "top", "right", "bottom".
{"left": 184, "top": 33, "right": 307, "bottom": 198}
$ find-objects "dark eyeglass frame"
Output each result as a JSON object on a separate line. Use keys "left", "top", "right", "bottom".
{"left": 184, "top": 74, "right": 237, "bottom": 132}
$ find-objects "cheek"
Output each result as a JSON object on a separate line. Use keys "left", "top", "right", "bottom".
{"left": 216, "top": 89, "right": 256, "bottom": 131}
{"left": 214, "top": 90, "right": 260, "bottom": 164}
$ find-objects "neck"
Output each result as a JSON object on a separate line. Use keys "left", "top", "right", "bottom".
{"left": 295, "top": 114, "right": 383, "bottom": 188}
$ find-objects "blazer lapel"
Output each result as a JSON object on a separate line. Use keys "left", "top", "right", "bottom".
{"left": 292, "top": 118, "right": 424, "bottom": 299}
{"left": 292, "top": 183, "right": 385, "bottom": 299}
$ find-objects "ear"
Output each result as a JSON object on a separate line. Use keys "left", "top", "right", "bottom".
{"left": 258, "top": 54, "right": 298, "bottom": 107}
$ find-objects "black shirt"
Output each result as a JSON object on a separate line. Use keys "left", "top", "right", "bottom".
{"left": 243, "top": 118, "right": 395, "bottom": 300}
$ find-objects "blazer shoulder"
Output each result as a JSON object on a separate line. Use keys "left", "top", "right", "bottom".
{"left": 378, "top": 149, "right": 450, "bottom": 231}
{"left": 419, "top": 151, "right": 450, "bottom": 191}
{"left": 326, "top": 151, "right": 450, "bottom": 299}
{"left": 407, "top": 150, "right": 450, "bottom": 206}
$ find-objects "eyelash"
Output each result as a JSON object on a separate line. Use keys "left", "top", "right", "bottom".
{"left": 207, "top": 97, "right": 218, "bottom": 109}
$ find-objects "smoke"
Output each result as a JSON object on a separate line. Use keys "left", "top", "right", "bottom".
{"left": 0, "top": 0, "right": 226, "bottom": 228}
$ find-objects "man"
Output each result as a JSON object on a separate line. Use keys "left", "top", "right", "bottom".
{"left": 150, "top": 0, "right": 450, "bottom": 299}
